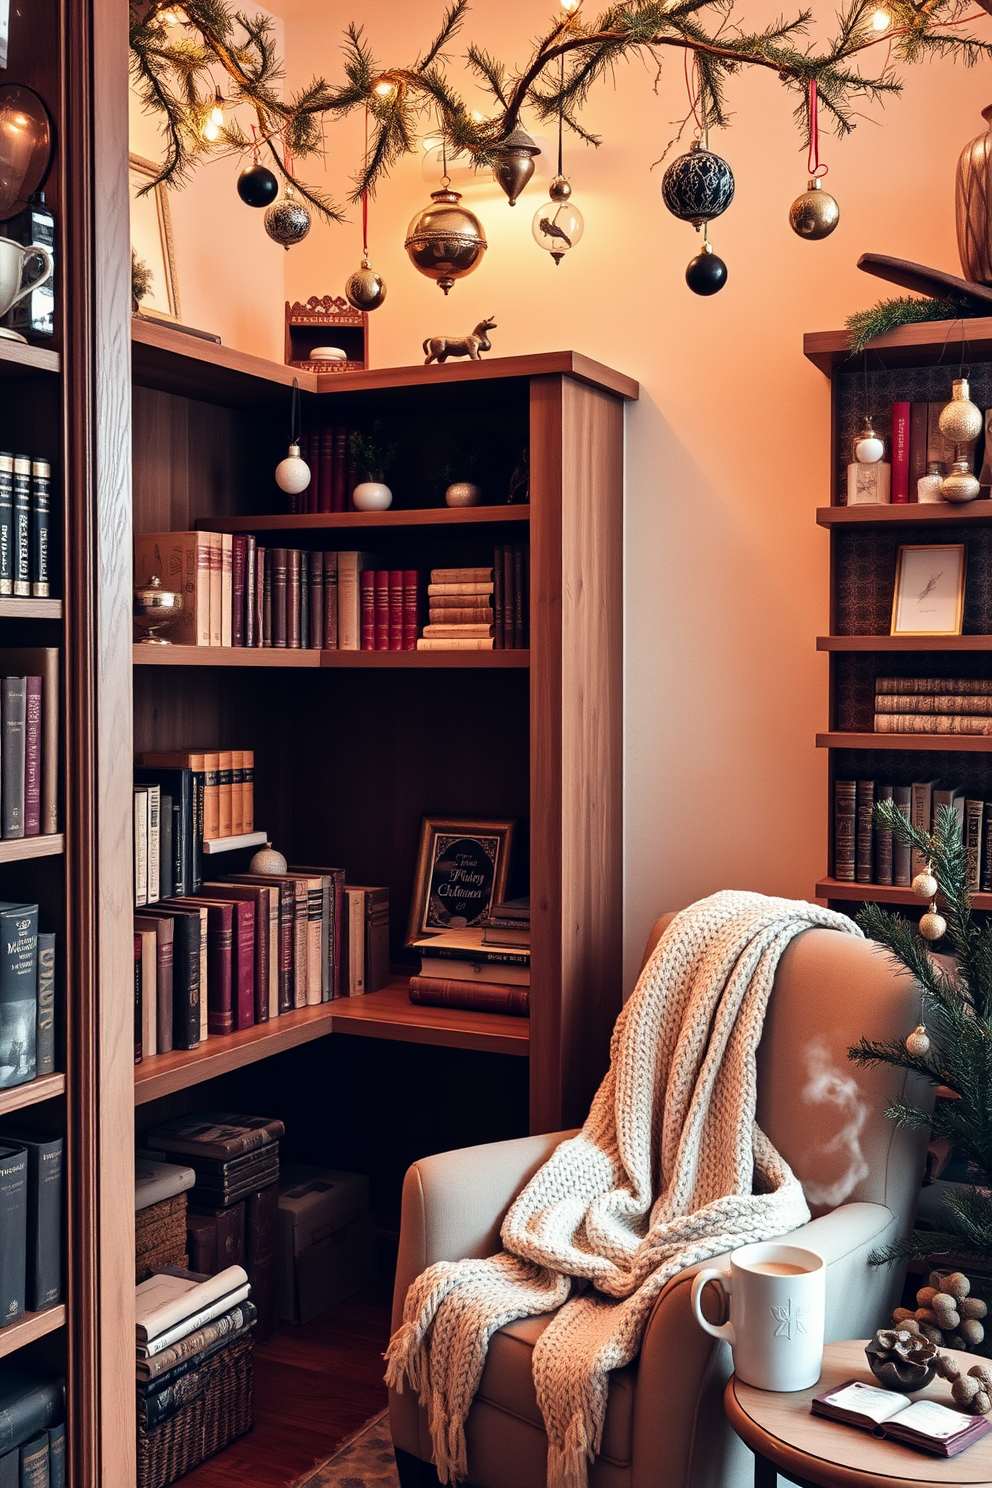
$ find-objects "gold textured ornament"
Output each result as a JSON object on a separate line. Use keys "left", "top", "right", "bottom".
{"left": 404, "top": 186, "right": 487, "bottom": 295}
{"left": 788, "top": 177, "right": 840, "bottom": 239}
{"left": 345, "top": 256, "right": 387, "bottom": 312}
{"left": 939, "top": 378, "right": 984, "bottom": 446}
{"left": 905, "top": 1024, "right": 932, "bottom": 1057}
{"left": 942, "top": 455, "right": 981, "bottom": 503}
{"left": 492, "top": 128, "right": 541, "bottom": 206}
{"left": 956, "top": 106, "right": 992, "bottom": 284}
{"left": 912, "top": 871, "right": 939, "bottom": 900}
{"left": 919, "top": 909, "right": 948, "bottom": 942}
{"left": 249, "top": 841, "right": 287, "bottom": 874}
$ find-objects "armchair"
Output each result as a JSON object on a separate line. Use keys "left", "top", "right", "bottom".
{"left": 389, "top": 914, "right": 932, "bottom": 1488}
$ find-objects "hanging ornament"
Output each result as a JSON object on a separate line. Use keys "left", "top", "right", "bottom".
{"left": 345, "top": 128, "right": 387, "bottom": 312}
{"left": 912, "top": 870, "right": 939, "bottom": 900}
{"left": 905, "top": 1024, "right": 932, "bottom": 1058}
{"left": 685, "top": 230, "right": 727, "bottom": 296}
{"left": 533, "top": 67, "right": 583, "bottom": 266}
{"left": 939, "top": 377, "right": 984, "bottom": 446}
{"left": 265, "top": 179, "right": 311, "bottom": 251}
{"left": 919, "top": 908, "right": 948, "bottom": 942}
{"left": 405, "top": 182, "right": 486, "bottom": 295}
{"left": 274, "top": 378, "right": 311, "bottom": 497}
{"left": 238, "top": 162, "right": 279, "bottom": 207}
{"left": 662, "top": 139, "right": 735, "bottom": 227}
{"left": 493, "top": 127, "right": 541, "bottom": 206}
{"left": 855, "top": 419, "right": 885, "bottom": 464}
{"left": 789, "top": 83, "right": 839, "bottom": 240}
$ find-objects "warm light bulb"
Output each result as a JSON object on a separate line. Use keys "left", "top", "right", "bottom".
{"left": 871, "top": 8, "right": 890, "bottom": 29}
{"left": 202, "top": 119, "right": 221, "bottom": 142}
{"left": 374, "top": 81, "right": 395, "bottom": 97}
{"left": 209, "top": 104, "right": 224, "bottom": 126}
{"left": 560, "top": 0, "right": 581, "bottom": 11}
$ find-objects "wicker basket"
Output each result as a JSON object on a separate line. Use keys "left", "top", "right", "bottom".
{"left": 136, "top": 1334, "right": 254, "bottom": 1488}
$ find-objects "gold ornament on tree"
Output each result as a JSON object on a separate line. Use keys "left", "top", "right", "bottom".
{"left": 939, "top": 378, "right": 983, "bottom": 446}
{"left": 919, "top": 908, "right": 948, "bottom": 942}
{"left": 905, "top": 1024, "right": 931, "bottom": 1057}
{"left": 788, "top": 84, "right": 839, "bottom": 240}
{"left": 912, "top": 870, "right": 938, "bottom": 900}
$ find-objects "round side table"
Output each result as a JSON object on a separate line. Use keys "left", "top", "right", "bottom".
{"left": 725, "top": 1339, "right": 992, "bottom": 1488}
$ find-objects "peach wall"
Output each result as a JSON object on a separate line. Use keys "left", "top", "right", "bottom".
{"left": 135, "top": 2, "right": 992, "bottom": 988}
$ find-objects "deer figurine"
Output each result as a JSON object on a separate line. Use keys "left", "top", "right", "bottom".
{"left": 423, "top": 317, "right": 496, "bottom": 365}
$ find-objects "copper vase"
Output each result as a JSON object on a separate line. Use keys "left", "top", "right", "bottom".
{"left": 956, "top": 105, "right": 992, "bottom": 285}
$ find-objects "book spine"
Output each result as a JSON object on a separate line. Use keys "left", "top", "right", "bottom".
{"left": 429, "top": 606, "right": 494, "bottom": 624}
{"left": 416, "top": 638, "right": 494, "bottom": 650}
{"left": 360, "top": 570, "right": 375, "bottom": 650}
{"left": 271, "top": 549, "right": 288, "bottom": 648}
{"left": 982, "top": 804, "right": 992, "bottom": 894}
{"left": 365, "top": 888, "right": 389, "bottom": 993}
{"left": 891, "top": 402, "right": 910, "bottom": 503}
{"left": 26, "top": 1139, "right": 62, "bottom": 1311}
{"left": 48, "top": 1424, "right": 65, "bottom": 1488}
{"left": 244, "top": 535, "right": 256, "bottom": 648}
{"left": 146, "top": 785, "right": 160, "bottom": 903}
{"left": 287, "top": 549, "right": 301, "bottom": 648}
{"left": 911, "top": 780, "right": 933, "bottom": 877}
{"left": 502, "top": 547, "right": 515, "bottom": 648}
{"left": 139, "top": 1369, "right": 208, "bottom": 1428}
{"left": 318, "top": 427, "right": 333, "bottom": 514}
{"left": 0, "top": 904, "right": 37, "bottom": 1093}
{"left": 1, "top": 678, "right": 25, "bottom": 839}
{"left": 234, "top": 901, "right": 255, "bottom": 1031}
{"left": 373, "top": 570, "right": 389, "bottom": 651}
{"left": 876, "top": 676, "right": 992, "bottom": 697}
{"left": 309, "top": 550, "right": 323, "bottom": 649}
{"left": 408, "top": 976, "right": 529, "bottom": 1015}
{"left": 245, "top": 1184, "right": 278, "bottom": 1341}
{"left": 30, "top": 460, "right": 50, "bottom": 597}
{"left": 19, "top": 1433, "right": 48, "bottom": 1488}
{"left": 206, "top": 910, "right": 234, "bottom": 1037}
{"left": 207, "top": 532, "right": 222, "bottom": 646}
{"left": 22, "top": 678, "right": 40, "bottom": 837}
{"left": 402, "top": 570, "right": 418, "bottom": 650}
{"left": 338, "top": 553, "right": 362, "bottom": 650}
{"left": 156, "top": 924, "right": 173, "bottom": 1053}
{"left": 278, "top": 887, "right": 293, "bottom": 1013}
{"left": 422, "top": 624, "right": 495, "bottom": 638}
{"left": 323, "top": 552, "right": 338, "bottom": 648}
{"left": 159, "top": 794, "right": 173, "bottom": 899}
{"left": 0, "top": 1145, "right": 26, "bottom": 1326}
{"left": 875, "top": 693, "right": 992, "bottom": 715}
{"left": 221, "top": 533, "right": 232, "bottom": 647}
{"left": 430, "top": 566, "right": 495, "bottom": 585}
{"left": 260, "top": 547, "right": 270, "bottom": 647}
{"left": 0, "top": 454, "right": 12, "bottom": 596}
{"left": 387, "top": 570, "right": 403, "bottom": 651}
{"left": 231, "top": 535, "right": 247, "bottom": 647}
{"left": 909, "top": 401, "right": 929, "bottom": 498}
{"left": 231, "top": 750, "right": 243, "bottom": 838}
{"left": 0, "top": 1381, "right": 62, "bottom": 1460}
{"left": 242, "top": 750, "right": 254, "bottom": 834}
{"left": 513, "top": 543, "right": 525, "bottom": 647}
{"left": 175, "top": 917, "right": 202, "bottom": 1051}
{"left": 35, "top": 931, "right": 55, "bottom": 1078}
{"left": 874, "top": 785, "right": 894, "bottom": 887}
{"left": 134, "top": 932, "right": 142, "bottom": 1062}
{"left": 876, "top": 714, "right": 992, "bottom": 734}
{"left": 892, "top": 786, "right": 912, "bottom": 886}
{"left": 11, "top": 457, "right": 30, "bottom": 597}
{"left": 966, "top": 798, "right": 984, "bottom": 893}
{"left": 833, "top": 779, "right": 856, "bottom": 881}
{"left": 492, "top": 544, "right": 505, "bottom": 649}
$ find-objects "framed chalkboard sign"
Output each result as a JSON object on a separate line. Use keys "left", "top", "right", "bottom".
{"left": 406, "top": 816, "right": 515, "bottom": 945}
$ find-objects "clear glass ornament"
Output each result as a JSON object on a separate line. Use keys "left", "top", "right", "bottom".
{"left": 532, "top": 194, "right": 584, "bottom": 264}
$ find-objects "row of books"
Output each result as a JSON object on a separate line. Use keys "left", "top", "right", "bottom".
{"left": 0, "top": 905, "right": 55, "bottom": 1091}
{"left": 132, "top": 877, "right": 389, "bottom": 1059}
{"left": 409, "top": 899, "right": 530, "bottom": 1015}
{"left": 0, "top": 1368, "right": 64, "bottom": 1487}
{"left": 0, "top": 1131, "right": 62, "bottom": 1328}
{"left": 0, "top": 454, "right": 52, "bottom": 597}
{"left": 0, "top": 651, "right": 57, "bottom": 839}
{"left": 290, "top": 427, "right": 357, "bottom": 514}
{"left": 874, "top": 676, "right": 992, "bottom": 736}
{"left": 133, "top": 752, "right": 256, "bottom": 908}
{"left": 846, "top": 400, "right": 981, "bottom": 506}
{"left": 834, "top": 779, "right": 992, "bottom": 891}
{"left": 416, "top": 549, "right": 528, "bottom": 652}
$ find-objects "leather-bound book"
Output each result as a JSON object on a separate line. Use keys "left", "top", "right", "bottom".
{"left": 893, "top": 784, "right": 912, "bottom": 887}
{"left": 833, "top": 780, "right": 857, "bottom": 881}
{"left": 146, "top": 1113, "right": 284, "bottom": 1162}
{"left": 140, "top": 907, "right": 201, "bottom": 1050}
{"left": 204, "top": 883, "right": 269, "bottom": 1024}
{"left": 1, "top": 677, "right": 26, "bottom": 839}
{"left": 874, "top": 784, "right": 894, "bottom": 888}
{"left": 374, "top": 570, "right": 389, "bottom": 651}
{"left": 360, "top": 569, "right": 375, "bottom": 650}
{"left": 513, "top": 543, "right": 525, "bottom": 648}
{"left": 0, "top": 453, "right": 12, "bottom": 597}
{"left": 323, "top": 552, "right": 338, "bottom": 648}
{"left": 159, "top": 795, "right": 173, "bottom": 901}
{"left": 135, "top": 913, "right": 173, "bottom": 1053}
{"left": 134, "top": 932, "right": 142, "bottom": 1062}
{"left": 230, "top": 750, "right": 243, "bottom": 838}
{"left": 855, "top": 780, "right": 874, "bottom": 884}
{"left": 220, "top": 533, "right": 233, "bottom": 646}
{"left": 309, "top": 551, "right": 324, "bottom": 648}
{"left": 245, "top": 1183, "right": 278, "bottom": 1342}
{"left": 224, "top": 876, "right": 294, "bottom": 1013}
{"left": 408, "top": 976, "right": 528, "bottom": 1015}
{"left": 172, "top": 898, "right": 233, "bottom": 1036}
{"left": 337, "top": 552, "right": 366, "bottom": 650}
{"left": 12, "top": 456, "right": 30, "bottom": 597}
{"left": 48, "top": 1424, "right": 65, "bottom": 1488}
{"left": 231, "top": 535, "right": 247, "bottom": 647}
{"left": 19, "top": 1431, "right": 47, "bottom": 1488}
{"left": 387, "top": 571, "right": 403, "bottom": 651}
{"left": 1, "top": 1134, "right": 63, "bottom": 1313}
{"left": 300, "top": 550, "right": 310, "bottom": 651}
{"left": 891, "top": 402, "right": 910, "bottom": 503}
{"left": 0, "top": 1142, "right": 26, "bottom": 1324}
{"left": 188, "top": 1200, "right": 245, "bottom": 1271}
{"left": 30, "top": 460, "right": 50, "bottom": 599}
{"left": 242, "top": 750, "right": 254, "bottom": 833}
{"left": 244, "top": 536, "right": 257, "bottom": 647}
{"left": 23, "top": 676, "right": 40, "bottom": 837}
{"left": 216, "top": 751, "right": 232, "bottom": 840}
{"left": 502, "top": 546, "right": 515, "bottom": 649}
{"left": 402, "top": 570, "right": 419, "bottom": 651}
{"left": 34, "top": 931, "right": 55, "bottom": 1075}
{"left": 909, "top": 402, "right": 929, "bottom": 494}
{"left": 287, "top": 549, "right": 301, "bottom": 648}
{"left": 261, "top": 547, "right": 272, "bottom": 646}
{"left": 318, "top": 426, "right": 333, "bottom": 514}
{"left": 429, "top": 606, "right": 494, "bottom": 625}
{"left": 271, "top": 548, "right": 288, "bottom": 648}
{"left": 134, "top": 766, "right": 192, "bottom": 900}
{"left": 332, "top": 426, "right": 348, "bottom": 512}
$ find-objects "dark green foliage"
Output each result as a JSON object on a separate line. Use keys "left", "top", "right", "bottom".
{"left": 850, "top": 802, "right": 992, "bottom": 1266}
{"left": 846, "top": 296, "right": 982, "bottom": 354}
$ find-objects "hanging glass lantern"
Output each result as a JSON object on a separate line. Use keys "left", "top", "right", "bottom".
{"left": 532, "top": 176, "right": 584, "bottom": 264}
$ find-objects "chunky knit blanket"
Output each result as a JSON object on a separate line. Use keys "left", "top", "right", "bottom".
{"left": 386, "top": 891, "right": 862, "bottom": 1488}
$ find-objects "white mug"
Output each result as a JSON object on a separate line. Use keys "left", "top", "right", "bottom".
{"left": 0, "top": 236, "right": 52, "bottom": 320}
{"left": 690, "top": 1241, "right": 825, "bottom": 1391}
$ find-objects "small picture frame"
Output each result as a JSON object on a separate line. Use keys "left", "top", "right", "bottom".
{"left": 406, "top": 816, "right": 515, "bottom": 945}
{"left": 891, "top": 543, "right": 966, "bottom": 637}
{"left": 129, "top": 153, "right": 181, "bottom": 323}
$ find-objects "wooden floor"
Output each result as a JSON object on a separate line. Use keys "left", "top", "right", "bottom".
{"left": 183, "top": 1279, "right": 394, "bottom": 1488}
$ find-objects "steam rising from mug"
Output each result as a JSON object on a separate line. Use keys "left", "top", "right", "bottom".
{"left": 0, "top": 86, "right": 52, "bottom": 219}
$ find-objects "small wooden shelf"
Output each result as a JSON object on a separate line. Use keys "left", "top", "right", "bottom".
{"left": 0, "top": 597, "right": 62, "bottom": 618}
{"left": 817, "top": 877, "right": 992, "bottom": 911}
{"left": 817, "top": 635, "right": 992, "bottom": 651}
{"left": 817, "top": 504, "right": 992, "bottom": 527}
{"left": 0, "top": 1305, "right": 66, "bottom": 1362}
{"left": 0, "top": 833, "right": 63, "bottom": 863}
{"left": 817, "top": 731, "right": 992, "bottom": 752}
{"left": 202, "top": 831, "right": 267, "bottom": 855}
{"left": 0, "top": 341, "right": 60, "bottom": 378}
{"left": 804, "top": 316, "right": 992, "bottom": 375}
{"left": 319, "top": 650, "right": 528, "bottom": 668}
{"left": 0, "top": 1072, "right": 65, "bottom": 1117}
{"left": 134, "top": 980, "right": 528, "bottom": 1102}
{"left": 201, "top": 506, "right": 531, "bottom": 533}
{"left": 134, "top": 645, "right": 528, "bottom": 669}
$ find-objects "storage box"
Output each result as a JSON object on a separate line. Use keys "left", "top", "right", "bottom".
{"left": 277, "top": 1165, "right": 377, "bottom": 1323}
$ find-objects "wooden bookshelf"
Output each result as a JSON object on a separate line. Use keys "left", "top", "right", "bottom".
{"left": 133, "top": 645, "right": 529, "bottom": 668}
{"left": 817, "top": 636, "right": 992, "bottom": 652}
{"left": 0, "top": 833, "right": 64, "bottom": 862}
{"left": 0, "top": 1306, "right": 67, "bottom": 1362}
{"left": 817, "top": 503, "right": 992, "bottom": 527}
{"left": 0, "top": 597, "right": 62, "bottom": 618}
{"left": 0, "top": 340, "right": 60, "bottom": 378}
{"left": 816, "top": 878, "right": 992, "bottom": 910}
{"left": 0, "top": 1073, "right": 66, "bottom": 1117}
{"left": 817, "top": 731, "right": 992, "bottom": 752}
{"left": 202, "top": 505, "right": 531, "bottom": 532}
{"left": 804, "top": 316, "right": 992, "bottom": 375}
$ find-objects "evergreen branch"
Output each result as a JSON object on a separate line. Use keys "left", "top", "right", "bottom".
{"left": 418, "top": 0, "right": 470, "bottom": 69}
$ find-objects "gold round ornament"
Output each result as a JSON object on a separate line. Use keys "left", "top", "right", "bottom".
{"left": 919, "top": 911, "right": 948, "bottom": 942}
{"left": 912, "top": 871, "right": 939, "bottom": 900}
{"left": 788, "top": 177, "right": 840, "bottom": 240}
{"left": 939, "top": 378, "right": 984, "bottom": 446}
{"left": 345, "top": 258, "right": 387, "bottom": 312}
{"left": 942, "top": 456, "right": 981, "bottom": 503}
{"left": 405, "top": 186, "right": 487, "bottom": 295}
{"left": 134, "top": 574, "right": 183, "bottom": 644}
{"left": 905, "top": 1024, "right": 932, "bottom": 1057}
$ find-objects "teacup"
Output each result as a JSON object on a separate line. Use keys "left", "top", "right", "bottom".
{"left": 0, "top": 237, "right": 52, "bottom": 338}
{"left": 690, "top": 1241, "right": 826, "bottom": 1391}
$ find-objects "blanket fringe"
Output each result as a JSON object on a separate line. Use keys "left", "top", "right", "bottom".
{"left": 546, "top": 1414, "right": 595, "bottom": 1488}
{"left": 384, "top": 1320, "right": 428, "bottom": 1401}
{"left": 427, "top": 1388, "right": 469, "bottom": 1484}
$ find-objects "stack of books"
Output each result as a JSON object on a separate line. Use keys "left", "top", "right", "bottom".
{"left": 133, "top": 750, "right": 257, "bottom": 909}
{"left": 135, "top": 1263, "right": 254, "bottom": 1427}
{"left": 146, "top": 1114, "right": 283, "bottom": 1341}
{"left": 416, "top": 547, "right": 528, "bottom": 651}
{"left": 874, "top": 677, "right": 992, "bottom": 736}
{"left": 409, "top": 898, "right": 531, "bottom": 1016}
{"left": 0, "top": 648, "right": 58, "bottom": 839}
{"left": 0, "top": 904, "right": 56, "bottom": 1091}
{"left": 135, "top": 1156, "right": 195, "bottom": 1284}
{"left": 0, "top": 1366, "right": 64, "bottom": 1484}
{"left": 834, "top": 778, "right": 992, "bottom": 892}
{"left": 0, "top": 1130, "right": 63, "bottom": 1326}
{"left": 0, "top": 453, "right": 53, "bottom": 598}
{"left": 358, "top": 570, "right": 421, "bottom": 650}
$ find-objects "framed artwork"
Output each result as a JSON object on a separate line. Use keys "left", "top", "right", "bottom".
{"left": 891, "top": 544, "right": 966, "bottom": 637}
{"left": 129, "top": 153, "right": 181, "bottom": 322}
{"left": 406, "top": 816, "right": 515, "bottom": 945}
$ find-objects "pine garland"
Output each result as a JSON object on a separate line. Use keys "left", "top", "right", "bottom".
{"left": 845, "top": 296, "right": 980, "bottom": 354}
{"left": 850, "top": 802, "right": 992, "bottom": 1267}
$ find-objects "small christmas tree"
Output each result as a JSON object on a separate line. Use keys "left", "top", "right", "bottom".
{"left": 850, "top": 803, "right": 992, "bottom": 1267}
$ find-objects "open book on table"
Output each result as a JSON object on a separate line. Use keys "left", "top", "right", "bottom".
{"left": 811, "top": 1379, "right": 990, "bottom": 1458}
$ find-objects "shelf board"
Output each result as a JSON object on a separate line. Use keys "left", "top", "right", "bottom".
{"left": 202, "top": 831, "right": 267, "bottom": 855}
{"left": 134, "top": 980, "right": 528, "bottom": 1102}
{"left": 0, "top": 1305, "right": 66, "bottom": 1362}
{"left": 817, "top": 635, "right": 992, "bottom": 652}
{"left": 804, "top": 316, "right": 992, "bottom": 375}
{"left": 199, "top": 505, "right": 530, "bottom": 533}
{"left": 817, "top": 503, "right": 992, "bottom": 527}
{"left": 816, "top": 878, "right": 992, "bottom": 911}
{"left": 0, "top": 341, "right": 60, "bottom": 378}
{"left": 134, "top": 645, "right": 528, "bottom": 669}
{"left": 314, "top": 351, "right": 639, "bottom": 401}
{"left": 818, "top": 731, "right": 992, "bottom": 752}
{"left": 0, "top": 597, "right": 61, "bottom": 618}
{"left": 0, "top": 833, "right": 63, "bottom": 863}
{"left": 0, "top": 1072, "right": 65, "bottom": 1117}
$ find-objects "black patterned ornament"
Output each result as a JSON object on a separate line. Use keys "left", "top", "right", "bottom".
{"left": 662, "top": 140, "right": 735, "bottom": 228}
{"left": 264, "top": 185, "right": 311, "bottom": 250}
{"left": 238, "top": 162, "right": 279, "bottom": 208}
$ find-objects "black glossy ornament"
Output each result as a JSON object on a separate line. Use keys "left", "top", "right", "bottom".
{"left": 685, "top": 243, "right": 727, "bottom": 295}
{"left": 238, "top": 162, "right": 279, "bottom": 208}
{"left": 662, "top": 140, "right": 735, "bottom": 228}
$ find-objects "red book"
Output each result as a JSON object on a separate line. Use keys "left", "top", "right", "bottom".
{"left": 360, "top": 570, "right": 375, "bottom": 650}
{"left": 909, "top": 402, "right": 929, "bottom": 500}
{"left": 408, "top": 975, "right": 529, "bottom": 1016}
{"left": 374, "top": 570, "right": 390, "bottom": 650}
{"left": 24, "top": 675, "right": 40, "bottom": 836}
{"left": 402, "top": 570, "right": 419, "bottom": 650}
{"left": 244, "top": 535, "right": 256, "bottom": 647}
{"left": 318, "top": 427, "right": 333, "bottom": 514}
{"left": 892, "top": 401, "right": 911, "bottom": 503}
{"left": 231, "top": 535, "right": 247, "bottom": 646}
{"left": 230, "top": 897, "right": 256, "bottom": 1031}
{"left": 188, "top": 898, "right": 234, "bottom": 1036}
{"left": 346, "top": 432, "right": 357, "bottom": 509}
{"left": 333, "top": 427, "right": 348, "bottom": 512}
{"left": 388, "top": 571, "right": 403, "bottom": 651}
{"left": 203, "top": 882, "right": 269, "bottom": 1024}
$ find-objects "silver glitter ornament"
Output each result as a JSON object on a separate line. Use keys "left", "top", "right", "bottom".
{"left": 264, "top": 185, "right": 311, "bottom": 250}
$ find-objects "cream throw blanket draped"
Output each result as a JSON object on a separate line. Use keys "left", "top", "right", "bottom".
{"left": 386, "top": 891, "right": 862, "bottom": 1488}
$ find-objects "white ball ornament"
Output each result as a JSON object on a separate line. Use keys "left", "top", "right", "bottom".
{"left": 919, "top": 911, "right": 947, "bottom": 942}
{"left": 855, "top": 433, "right": 885, "bottom": 463}
{"left": 905, "top": 1024, "right": 931, "bottom": 1057}
{"left": 275, "top": 443, "right": 311, "bottom": 496}
{"left": 912, "top": 872, "right": 939, "bottom": 900}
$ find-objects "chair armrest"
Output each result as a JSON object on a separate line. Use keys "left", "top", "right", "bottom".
{"left": 392, "top": 1130, "right": 576, "bottom": 1331}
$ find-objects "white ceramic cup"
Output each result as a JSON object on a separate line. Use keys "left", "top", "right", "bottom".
{"left": 690, "top": 1241, "right": 825, "bottom": 1391}
{"left": 0, "top": 237, "right": 52, "bottom": 319}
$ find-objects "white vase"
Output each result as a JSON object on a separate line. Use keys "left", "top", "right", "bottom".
{"left": 445, "top": 481, "right": 482, "bottom": 508}
{"left": 352, "top": 481, "right": 393, "bottom": 511}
